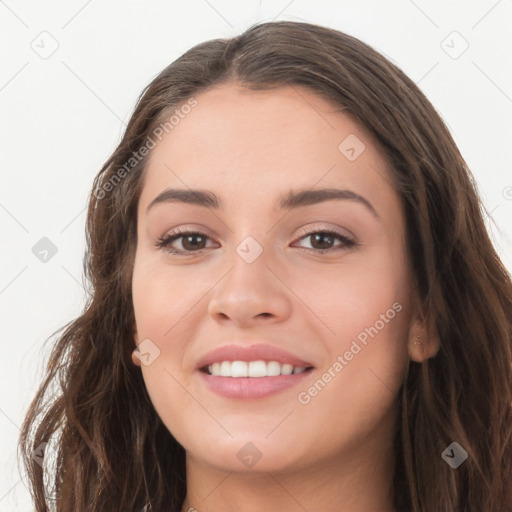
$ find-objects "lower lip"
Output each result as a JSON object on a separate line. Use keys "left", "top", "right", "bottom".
{"left": 198, "top": 370, "right": 314, "bottom": 399}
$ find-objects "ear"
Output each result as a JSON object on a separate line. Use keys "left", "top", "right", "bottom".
{"left": 131, "top": 323, "right": 141, "bottom": 367}
{"left": 407, "top": 309, "right": 440, "bottom": 363}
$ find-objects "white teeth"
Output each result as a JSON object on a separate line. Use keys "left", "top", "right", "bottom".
{"left": 231, "top": 361, "right": 248, "bottom": 377}
{"left": 206, "top": 360, "right": 309, "bottom": 377}
{"left": 220, "top": 361, "right": 231, "bottom": 377}
{"left": 281, "top": 363, "right": 294, "bottom": 375}
{"left": 248, "top": 360, "right": 267, "bottom": 377}
{"left": 267, "top": 361, "right": 281, "bottom": 376}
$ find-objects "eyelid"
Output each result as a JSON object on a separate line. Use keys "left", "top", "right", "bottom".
{"left": 294, "top": 223, "right": 355, "bottom": 241}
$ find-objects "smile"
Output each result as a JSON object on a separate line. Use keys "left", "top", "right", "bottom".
{"left": 195, "top": 343, "right": 315, "bottom": 399}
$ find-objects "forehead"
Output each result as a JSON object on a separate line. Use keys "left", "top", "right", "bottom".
{"left": 138, "top": 82, "right": 398, "bottom": 217}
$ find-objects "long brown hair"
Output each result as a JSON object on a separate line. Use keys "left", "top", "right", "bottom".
{"left": 19, "top": 20, "right": 512, "bottom": 511}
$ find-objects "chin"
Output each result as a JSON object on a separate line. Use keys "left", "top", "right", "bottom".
{"left": 186, "top": 435, "right": 308, "bottom": 473}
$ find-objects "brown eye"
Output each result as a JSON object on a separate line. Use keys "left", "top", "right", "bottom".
{"left": 156, "top": 231, "right": 215, "bottom": 254}
{"left": 308, "top": 232, "right": 336, "bottom": 250}
{"left": 180, "top": 233, "right": 208, "bottom": 251}
{"left": 295, "top": 229, "right": 355, "bottom": 253}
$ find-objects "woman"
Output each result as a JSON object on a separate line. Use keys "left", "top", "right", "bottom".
{"left": 19, "top": 20, "right": 512, "bottom": 512}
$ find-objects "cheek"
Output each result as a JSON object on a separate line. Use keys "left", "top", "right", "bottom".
{"left": 131, "top": 266, "right": 198, "bottom": 449}
{"left": 293, "top": 248, "right": 410, "bottom": 425}
{"left": 131, "top": 254, "right": 216, "bottom": 439}
{"left": 291, "top": 305, "right": 408, "bottom": 463}
{"left": 300, "top": 245, "right": 409, "bottom": 348}
{"left": 132, "top": 256, "right": 201, "bottom": 340}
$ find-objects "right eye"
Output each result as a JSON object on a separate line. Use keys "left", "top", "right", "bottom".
{"left": 156, "top": 230, "right": 218, "bottom": 255}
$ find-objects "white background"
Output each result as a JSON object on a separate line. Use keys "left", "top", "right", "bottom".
{"left": 1, "top": 1, "right": 511, "bottom": 509}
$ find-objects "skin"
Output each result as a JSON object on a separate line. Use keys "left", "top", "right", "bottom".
{"left": 131, "top": 82, "right": 440, "bottom": 512}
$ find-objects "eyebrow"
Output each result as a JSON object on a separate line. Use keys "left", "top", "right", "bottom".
{"left": 146, "top": 187, "right": 379, "bottom": 218}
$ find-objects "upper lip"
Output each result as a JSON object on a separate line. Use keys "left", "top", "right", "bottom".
{"left": 196, "top": 344, "right": 314, "bottom": 370}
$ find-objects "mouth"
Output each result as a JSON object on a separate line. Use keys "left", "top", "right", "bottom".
{"left": 195, "top": 343, "right": 315, "bottom": 399}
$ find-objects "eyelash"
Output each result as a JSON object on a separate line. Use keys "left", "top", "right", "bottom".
{"left": 155, "top": 226, "right": 356, "bottom": 256}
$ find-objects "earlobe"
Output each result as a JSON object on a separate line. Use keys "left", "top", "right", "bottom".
{"left": 132, "top": 347, "right": 141, "bottom": 367}
{"left": 408, "top": 318, "right": 441, "bottom": 363}
{"left": 405, "top": 289, "right": 440, "bottom": 362}
{"left": 409, "top": 334, "right": 440, "bottom": 363}
{"left": 132, "top": 323, "right": 141, "bottom": 367}
{"left": 409, "top": 335, "right": 424, "bottom": 362}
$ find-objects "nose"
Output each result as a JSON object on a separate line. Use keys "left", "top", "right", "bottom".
{"left": 207, "top": 247, "right": 292, "bottom": 328}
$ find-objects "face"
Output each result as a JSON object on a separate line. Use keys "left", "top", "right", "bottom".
{"left": 131, "top": 82, "right": 424, "bottom": 474}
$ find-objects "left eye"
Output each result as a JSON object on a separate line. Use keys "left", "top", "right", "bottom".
{"left": 156, "top": 229, "right": 355, "bottom": 255}
{"left": 294, "top": 230, "right": 355, "bottom": 252}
